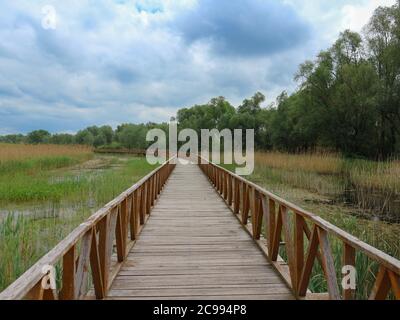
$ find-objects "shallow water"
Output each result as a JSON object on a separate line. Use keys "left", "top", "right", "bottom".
{"left": 0, "top": 154, "right": 131, "bottom": 222}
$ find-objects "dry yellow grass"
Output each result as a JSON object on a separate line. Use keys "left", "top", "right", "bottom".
{"left": 254, "top": 151, "right": 342, "bottom": 175}
{"left": 349, "top": 160, "right": 400, "bottom": 191}
{"left": 0, "top": 143, "right": 92, "bottom": 162}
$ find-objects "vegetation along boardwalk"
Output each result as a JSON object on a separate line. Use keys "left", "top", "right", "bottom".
{"left": 0, "top": 157, "right": 399, "bottom": 300}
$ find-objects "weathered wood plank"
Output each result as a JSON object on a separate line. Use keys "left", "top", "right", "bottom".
{"left": 105, "top": 163, "right": 293, "bottom": 300}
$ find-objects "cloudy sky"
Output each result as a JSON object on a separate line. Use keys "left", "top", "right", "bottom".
{"left": 0, "top": 0, "right": 396, "bottom": 134}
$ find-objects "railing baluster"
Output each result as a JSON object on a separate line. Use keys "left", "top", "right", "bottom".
{"left": 370, "top": 266, "right": 391, "bottom": 300}
{"left": 280, "top": 206, "right": 296, "bottom": 290}
{"left": 317, "top": 227, "right": 341, "bottom": 300}
{"left": 140, "top": 184, "right": 147, "bottom": 222}
{"left": 146, "top": 179, "right": 151, "bottom": 214}
{"left": 75, "top": 230, "right": 93, "bottom": 299}
{"left": 25, "top": 280, "right": 45, "bottom": 300}
{"left": 388, "top": 270, "right": 400, "bottom": 299}
{"left": 271, "top": 204, "right": 282, "bottom": 261}
{"left": 61, "top": 245, "right": 76, "bottom": 300}
{"left": 294, "top": 214, "right": 305, "bottom": 294}
{"left": 253, "top": 191, "right": 263, "bottom": 240}
{"left": 250, "top": 186, "right": 256, "bottom": 235}
{"left": 130, "top": 191, "right": 138, "bottom": 240}
{"left": 298, "top": 226, "right": 319, "bottom": 296}
{"left": 98, "top": 215, "right": 110, "bottom": 293}
{"left": 227, "top": 174, "right": 233, "bottom": 207}
{"left": 115, "top": 205, "right": 125, "bottom": 262}
{"left": 90, "top": 227, "right": 105, "bottom": 299}
{"left": 261, "top": 196, "right": 270, "bottom": 243}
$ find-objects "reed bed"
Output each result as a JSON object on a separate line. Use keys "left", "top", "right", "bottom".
{"left": 0, "top": 156, "right": 157, "bottom": 291}
{"left": 0, "top": 143, "right": 92, "bottom": 162}
{"left": 253, "top": 152, "right": 400, "bottom": 220}
{"left": 227, "top": 151, "right": 400, "bottom": 299}
{"left": 254, "top": 151, "right": 342, "bottom": 175}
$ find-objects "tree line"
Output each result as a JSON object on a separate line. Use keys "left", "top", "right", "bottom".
{"left": 1, "top": 3, "right": 399, "bottom": 159}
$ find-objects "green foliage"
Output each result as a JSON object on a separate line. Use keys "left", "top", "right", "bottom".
{"left": 27, "top": 130, "right": 51, "bottom": 144}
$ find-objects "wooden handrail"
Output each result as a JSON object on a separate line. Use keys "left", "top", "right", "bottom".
{"left": 0, "top": 157, "right": 177, "bottom": 300}
{"left": 197, "top": 156, "right": 400, "bottom": 300}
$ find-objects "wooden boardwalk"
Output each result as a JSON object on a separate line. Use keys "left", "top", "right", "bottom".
{"left": 106, "top": 163, "right": 294, "bottom": 300}
{"left": 2, "top": 156, "right": 400, "bottom": 301}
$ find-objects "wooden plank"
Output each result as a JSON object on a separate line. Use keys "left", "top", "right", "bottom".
{"left": 75, "top": 230, "right": 93, "bottom": 299}
{"left": 25, "top": 281, "right": 44, "bottom": 300}
{"left": 387, "top": 270, "right": 400, "bottom": 300}
{"left": 90, "top": 228, "right": 105, "bottom": 299}
{"left": 107, "top": 286, "right": 292, "bottom": 298}
{"left": 103, "top": 163, "right": 293, "bottom": 300}
{"left": 270, "top": 206, "right": 283, "bottom": 261}
{"left": 115, "top": 206, "right": 125, "bottom": 262}
{"left": 369, "top": 266, "right": 391, "bottom": 300}
{"left": 298, "top": 226, "right": 319, "bottom": 296}
{"left": 98, "top": 216, "right": 110, "bottom": 293}
{"left": 233, "top": 178, "right": 240, "bottom": 214}
{"left": 130, "top": 192, "right": 137, "bottom": 240}
{"left": 60, "top": 246, "right": 76, "bottom": 300}
{"left": 294, "top": 214, "right": 305, "bottom": 293}
{"left": 280, "top": 206, "right": 296, "bottom": 294}
{"left": 317, "top": 227, "right": 341, "bottom": 300}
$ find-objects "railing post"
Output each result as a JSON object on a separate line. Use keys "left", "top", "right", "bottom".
{"left": 233, "top": 178, "right": 240, "bottom": 214}
{"left": 317, "top": 227, "right": 341, "bottom": 300}
{"left": 227, "top": 174, "right": 233, "bottom": 207}
{"left": 61, "top": 246, "right": 76, "bottom": 300}
{"left": 267, "top": 199, "right": 276, "bottom": 257}
{"left": 130, "top": 190, "right": 138, "bottom": 240}
{"left": 90, "top": 227, "right": 105, "bottom": 299}
{"left": 116, "top": 205, "right": 125, "bottom": 262}
{"left": 294, "top": 214, "right": 305, "bottom": 295}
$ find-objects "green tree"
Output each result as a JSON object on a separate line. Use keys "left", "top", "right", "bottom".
{"left": 27, "top": 130, "right": 51, "bottom": 144}
{"left": 75, "top": 130, "right": 95, "bottom": 145}
{"left": 366, "top": 3, "right": 400, "bottom": 157}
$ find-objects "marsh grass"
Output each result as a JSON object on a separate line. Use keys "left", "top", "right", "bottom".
{"left": 224, "top": 151, "right": 400, "bottom": 299}
{"left": 0, "top": 143, "right": 92, "bottom": 162}
{"left": 0, "top": 154, "right": 157, "bottom": 292}
{"left": 253, "top": 152, "right": 400, "bottom": 221}
{"left": 0, "top": 144, "right": 94, "bottom": 203}
{"left": 254, "top": 152, "right": 342, "bottom": 175}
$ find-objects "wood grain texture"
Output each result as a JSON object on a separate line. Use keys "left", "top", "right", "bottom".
{"left": 106, "top": 163, "right": 294, "bottom": 300}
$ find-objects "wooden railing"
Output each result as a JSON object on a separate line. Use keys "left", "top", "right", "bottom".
{"left": 0, "top": 157, "right": 176, "bottom": 300}
{"left": 198, "top": 156, "right": 400, "bottom": 300}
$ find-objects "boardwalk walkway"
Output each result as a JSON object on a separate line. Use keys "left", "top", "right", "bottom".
{"left": 106, "top": 163, "right": 294, "bottom": 300}
{"left": 3, "top": 157, "right": 399, "bottom": 300}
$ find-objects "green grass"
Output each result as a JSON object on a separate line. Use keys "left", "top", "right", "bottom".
{"left": 0, "top": 155, "right": 88, "bottom": 174}
{"left": 0, "top": 153, "right": 94, "bottom": 202}
{"left": 0, "top": 156, "right": 157, "bottom": 292}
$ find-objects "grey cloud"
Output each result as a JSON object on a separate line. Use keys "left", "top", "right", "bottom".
{"left": 173, "top": 0, "right": 311, "bottom": 56}
{"left": 0, "top": 1, "right": 331, "bottom": 134}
